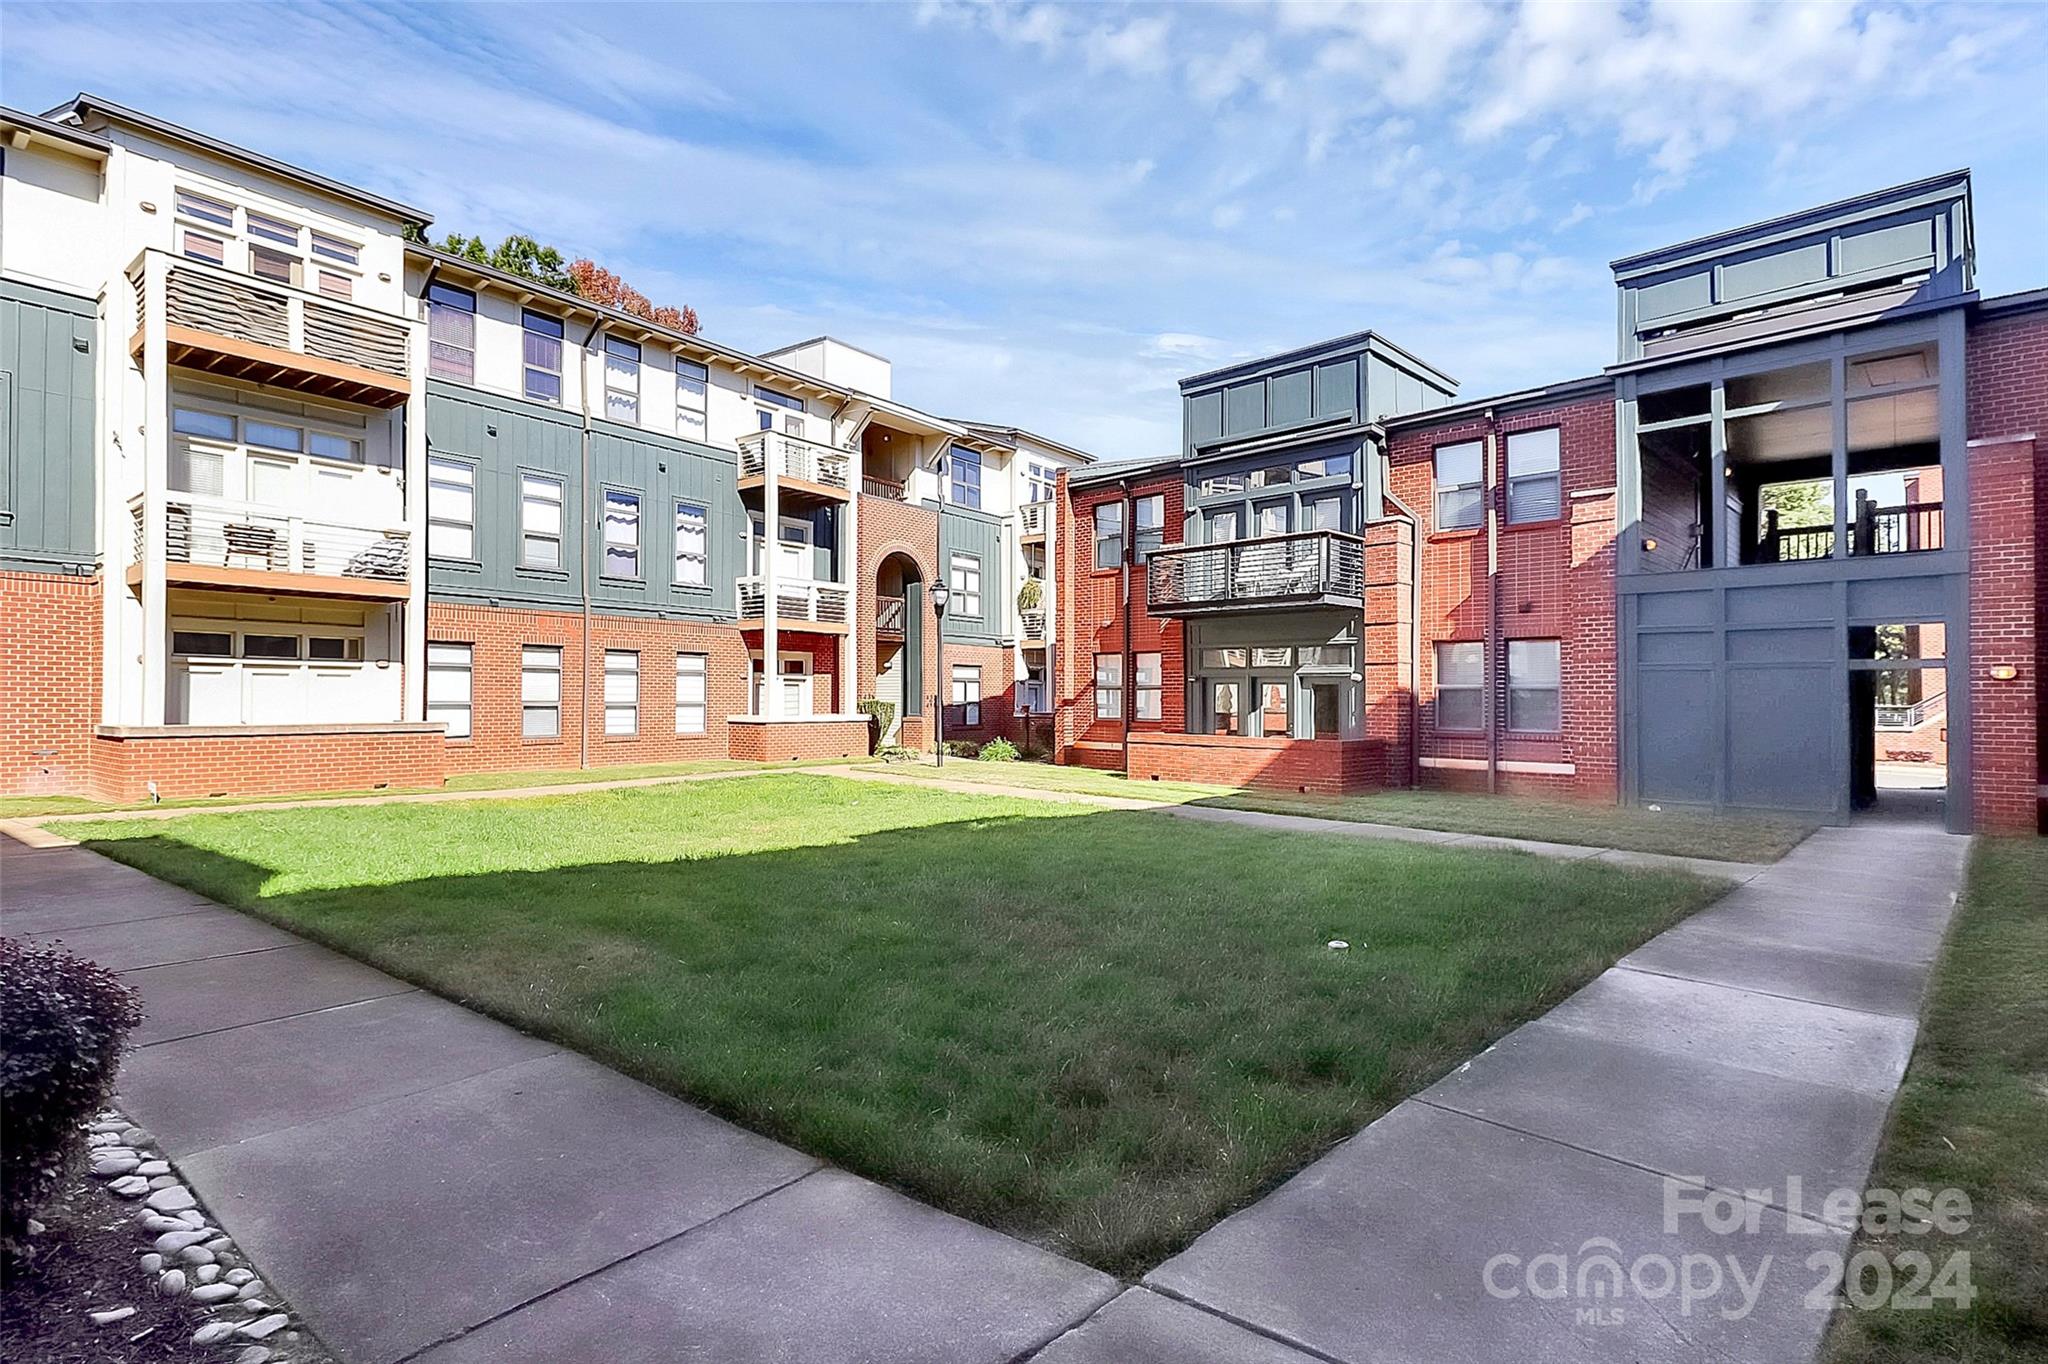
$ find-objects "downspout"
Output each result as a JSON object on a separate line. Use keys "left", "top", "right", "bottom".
{"left": 576, "top": 317, "right": 601, "bottom": 771}
{"left": 1483, "top": 409, "right": 1501, "bottom": 795}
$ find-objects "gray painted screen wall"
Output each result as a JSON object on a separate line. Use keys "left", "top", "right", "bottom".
{"left": 0, "top": 279, "right": 97, "bottom": 571}
{"left": 1182, "top": 337, "right": 1454, "bottom": 457}
{"left": 939, "top": 504, "right": 1006, "bottom": 644}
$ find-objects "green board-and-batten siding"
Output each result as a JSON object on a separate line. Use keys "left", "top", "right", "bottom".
{"left": 939, "top": 503, "right": 1006, "bottom": 644}
{"left": 0, "top": 279, "right": 97, "bottom": 572}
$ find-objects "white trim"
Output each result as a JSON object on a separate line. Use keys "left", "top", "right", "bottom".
{"left": 1967, "top": 434, "right": 2037, "bottom": 447}
{"left": 1420, "top": 755, "right": 1578, "bottom": 776}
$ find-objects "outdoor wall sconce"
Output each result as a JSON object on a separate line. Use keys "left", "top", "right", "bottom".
{"left": 1641, "top": 537, "right": 1659, "bottom": 553}
{"left": 1988, "top": 665, "right": 2018, "bottom": 681}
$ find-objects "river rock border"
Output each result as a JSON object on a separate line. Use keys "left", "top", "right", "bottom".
{"left": 86, "top": 1108, "right": 316, "bottom": 1362}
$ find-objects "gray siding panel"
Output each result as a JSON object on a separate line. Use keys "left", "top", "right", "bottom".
{"left": 939, "top": 505, "right": 1007, "bottom": 643}
{"left": 0, "top": 280, "right": 96, "bottom": 570}
{"left": 590, "top": 421, "right": 739, "bottom": 618}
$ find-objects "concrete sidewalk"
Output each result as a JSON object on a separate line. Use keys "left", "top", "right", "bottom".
{"left": 1135, "top": 819, "right": 1968, "bottom": 1364}
{"left": 1, "top": 839, "right": 1116, "bottom": 1364}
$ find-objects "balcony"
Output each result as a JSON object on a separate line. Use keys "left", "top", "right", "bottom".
{"left": 1019, "top": 500, "right": 1052, "bottom": 539}
{"left": 861, "top": 475, "right": 909, "bottom": 501}
{"left": 738, "top": 429, "right": 851, "bottom": 502}
{"left": 1018, "top": 607, "right": 1047, "bottom": 643}
{"left": 1147, "top": 530, "right": 1365, "bottom": 616}
{"left": 876, "top": 594, "right": 907, "bottom": 637}
{"left": 128, "top": 493, "right": 411, "bottom": 599}
{"left": 1758, "top": 501, "right": 1943, "bottom": 563}
{"left": 738, "top": 576, "right": 851, "bottom": 633}
{"left": 130, "top": 252, "right": 413, "bottom": 409}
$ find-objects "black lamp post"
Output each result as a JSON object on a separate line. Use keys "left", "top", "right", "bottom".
{"left": 929, "top": 581, "right": 950, "bottom": 766}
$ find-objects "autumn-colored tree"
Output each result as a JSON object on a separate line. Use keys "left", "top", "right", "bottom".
{"left": 568, "top": 258, "right": 700, "bottom": 335}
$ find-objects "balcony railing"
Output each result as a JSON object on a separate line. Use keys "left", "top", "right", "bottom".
{"left": 133, "top": 493, "right": 410, "bottom": 587}
{"left": 134, "top": 253, "right": 413, "bottom": 406}
{"left": 1147, "top": 530, "right": 1365, "bottom": 614}
{"left": 738, "top": 429, "right": 850, "bottom": 492}
{"left": 1018, "top": 607, "right": 1047, "bottom": 640}
{"left": 1876, "top": 692, "right": 1945, "bottom": 731}
{"left": 738, "top": 576, "right": 850, "bottom": 626}
{"left": 1759, "top": 501, "right": 1943, "bottom": 563}
{"left": 1019, "top": 500, "right": 1051, "bottom": 537}
{"left": 861, "top": 475, "right": 908, "bottom": 501}
{"left": 876, "top": 594, "right": 907, "bottom": 636}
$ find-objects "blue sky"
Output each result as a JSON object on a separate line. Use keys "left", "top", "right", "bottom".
{"left": 5, "top": 1, "right": 2044, "bottom": 459}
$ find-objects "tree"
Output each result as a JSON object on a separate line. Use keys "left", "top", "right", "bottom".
{"left": 567, "top": 259, "right": 700, "bottom": 335}
{"left": 1759, "top": 479, "right": 1831, "bottom": 528}
{"left": 489, "top": 235, "right": 572, "bottom": 292}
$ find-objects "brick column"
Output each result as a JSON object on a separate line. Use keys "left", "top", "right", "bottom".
{"left": 1360, "top": 522, "right": 1413, "bottom": 780}
{"left": 1967, "top": 435, "right": 2039, "bottom": 833}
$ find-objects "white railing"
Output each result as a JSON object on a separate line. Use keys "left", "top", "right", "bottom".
{"left": 1019, "top": 607, "right": 1047, "bottom": 640}
{"left": 737, "top": 575, "right": 850, "bottom": 625}
{"left": 1019, "top": 500, "right": 1051, "bottom": 536}
{"left": 155, "top": 493, "right": 410, "bottom": 582}
{"left": 737, "top": 429, "right": 850, "bottom": 490}
{"left": 861, "top": 475, "right": 909, "bottom": 501}
{"left": 147, "top": 253, "right": 411, "bottom": 380}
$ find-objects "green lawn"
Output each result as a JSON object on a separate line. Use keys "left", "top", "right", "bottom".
{"left": 878, "top": 760, "right": 1815, "bottom": 862}
{"left": 1823, "top": 837, "right": 2048, "bottom": 1364}
{"left": 72, "top": 775, "right": 1726, "bottom": 1275}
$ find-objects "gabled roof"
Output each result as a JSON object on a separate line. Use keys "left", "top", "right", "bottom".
{"left": 950, "top": 420, "right": 1097, "bottom": 464}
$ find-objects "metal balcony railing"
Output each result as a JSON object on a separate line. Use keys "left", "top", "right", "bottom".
{"left": 1147, "top": 530, "right": 1366, "bottom": 614}
{"left": 738, "top": 576, "right": 850, "bottom": 626}
{"left": 148, "top": 255, "right": 411, "bottom": 380}
{"left": 738, "top": 429, "right": 850, "bottom": 490}
{"left": 876, "top": 594, "right": 907, "bottom": 635}
{"left": 1019, "top": 500, "right": 1051, "bottom": 536}
{"left": 136, "top": 493, "right": 410, "bottom": 582}
{"left": 1759, "top": 500, "right": 1943, "bottom": 563}
{"left": 861, "top": 475, "right": 908, "bottom": 501}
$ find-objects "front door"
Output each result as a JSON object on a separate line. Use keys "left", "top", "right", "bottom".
{"left": 751, "top": 653, "right": 814, "bottom": 718}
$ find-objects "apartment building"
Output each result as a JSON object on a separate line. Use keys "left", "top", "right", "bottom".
{"left": 1053, "top": 171, "right": 2046, "bottom": 834}
{"left": 0, "top": 96, "right": 1091, "bottom": 801}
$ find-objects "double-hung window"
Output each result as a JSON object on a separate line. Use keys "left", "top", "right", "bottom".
{"left": 427, "top": 458, "right": 475, "bottom": 560}
{"left": 949, "top": 444, "right": 982, "bottom": 509}
{"left": 1134, "top": 494, "right": 1165, "bottom": 563}
{"left": 174, "top": 189, "right": 231, "bottom": 265}
{"left": 426, "top": 643, "right": 473, "bottom": 739}
{"left": 427, "top": 283, "right": 477, "bottom": 383}
{"left": 604, "top": 651, "right": 639, "bottom": 736}
{"left": 1505, "top": 429, "right": 1562, "bottom": 524}
{"left": 1135, "top": 651, "right": 1163, "bottom": 720}
{"left": 952, "top": 665, "right": 982, "bottom": 727}
{"left": 604, "top": 336, "right": 641, "bottom": 423}
{"left": 1093, "top": 503, "right": 1124, "bottom": 568}
{"left": 520, "top": 473, "right": 564, "bottom": 569}
{"left": 602, "top": 489, "right": 641, "bottom": 578}
{"left": 949, "top": 553, "right": 982, "bottom": 618}
{"left": 1434, "top": 641, "right": 1485, "bottom": 731}
{"left": 1434, "top": 440, "right": 1484, "bottom": 530}
{"left": 674, "top": 502, "right": 708, "bottom": 587}
{"left": 675, "top": 653, "right": 708, "bottom": 734}
{"left": 675, "top": 359, "right": 708, "bottom": 438}
{"left": 755, "top": 386, "right": 805, "bottom": 435}
{"left": 1507, "top": 639, "right": 1562, "bottom": 732}
{"left": 1094, "top": 654, "right": 1123, "bottom": 720}
{"left": 522, "top": 311, "right": 565, "bottom": 404}
{"left": 521, "top": 646, "right": 562, "bottom": 738}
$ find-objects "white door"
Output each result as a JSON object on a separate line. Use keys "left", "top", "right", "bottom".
{"left": 752, "top": 655, "right": 814, "bottom": 718}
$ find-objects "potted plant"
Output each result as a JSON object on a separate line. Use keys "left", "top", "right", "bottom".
{"left": 1016, "top": 576, "right": 1045, "bottom": 638}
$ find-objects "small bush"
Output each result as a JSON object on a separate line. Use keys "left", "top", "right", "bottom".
{"left": 876, "top": 745, "right": 920, "bottom": 764}
{"left": 977, "top": 737, "right": 1020, "bottom": 762}
{"left": 856, "top": 698, "right": 896, "bottom": 741}
{"left": 1, "top": 937, "right": 142, "bottom": 1265}
{"left": 942, "top": 740, "right": 982, "bottom": 759}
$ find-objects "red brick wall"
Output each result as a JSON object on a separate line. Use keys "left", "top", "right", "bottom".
{"left": 1385, "top": 392, "right": 1620, "bottom": 801}
{"left": 1965, "top": 434, "right": 2039, "bottom": 833}
{"left": 857, "top": 493, "right": 940, "bottom": 747}
{"left": 1, "top": 571, "right": 101, "bottom": 797}
{"left": 726, "top": 718, "right": 869, "bottom": 763}
{"left": 1127, "top": 732, "right": 1386, "bottom": 794}
{"left": 938, "top": 640, "right": 1017, "bottom": 746}
{"left": 1053, "top": 474, "right": 1186, "bottom": 760}
{"left": 427, "top": 603, "right": 750, "bottom": 774}
{"left": 90, "top": 727, "right": 445, "bottom": 803}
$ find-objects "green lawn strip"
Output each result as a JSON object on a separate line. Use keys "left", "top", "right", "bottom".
{"left": 1821, "top": 838, "right": 2048, "bottom": 1364}
{"left": 874, "top": 759, "right": 1231, "bottom": 803}
{"left": 1210, "top": 788, "right": 1814, "bottom": 863}
{"left": 71, "top": 774, "right": 1725, "bottom": 1277}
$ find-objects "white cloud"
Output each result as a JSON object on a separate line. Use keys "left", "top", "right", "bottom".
{"left": 1555, "top": 201, "right": 1592, "bottom": 231}
{"left": 1084, "top": 16, "right": 1171, "bottom": 75}
{"left": 1185, "top": 33, "right": 1281, "bottom": 106}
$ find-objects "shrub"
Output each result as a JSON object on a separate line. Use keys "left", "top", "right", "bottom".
{"left": 942, "top": 740, "right": 982, "bottom": 759}
{"left": 1, "top": 937, "right": 142, "bottom": 1265}
{"left": 977, "top": 737, "right": 1020, "bottom": 762}
{"left": 856, "top": 698, "right": 896, "bottom": 751}
{"left": 876, "top": 745, "right": 920, "bottom": 764}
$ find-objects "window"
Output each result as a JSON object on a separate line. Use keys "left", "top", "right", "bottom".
{"left": 427, "top": 458, "right": 475, "bottom": 559}
{"left": 1094, "top": 654, "right": 1123, "bottom": 720}
{"left": 245, "top": 419, "right": 302, "bottom": 453}
{"left": 1303, "top": 494, "right": 1344, "bottom": 532}
{"left": 1199, "top": 647, "right": 1248, "bottom": 669}
{"left": 1507, "top": 639, "right": 1561, "bottom": 732}
{"left": 1434, "top": 440, "right": 1483, "bottom": 530}
{"left": 1025, "top": 461, "right": 1057, "bottom": 503}
{"left": 1255, "top": 500, "right": 1289, "bottom": 538}
{"left": 522, "top": 646, "right": 562, "bottom": 739}
{"left": 427, "top": 643, "right": 473, "bottom": 739}
{"left": 1258, "top": 681, "right": 1290, "bottom": 736}
{"left": 523, "top": 311, "right": 564, "bottom": 404}
{"left": 674, "top": 502, "right": 708, "bottom": 586}
{"left": 1135, "top": 494, "right": 1165, "bottom": 562}
{"left": 179, "top": 228, "right": 226, "bottom": 265}
{"left": 316, "top": 271, "right": 353, "bottom": 301}
{"left": 948, "top": 553, "right": 982, "bottom": 617}
{"left": 245, "top": 211, "right": 297, "bottom": 246}
{"left": 250, "top": 245, "right": 298, "bottom": 287}
{"left": 950, "top": 444, "right": 982, "bottom": 509}
{"left": 952, "top": 665, "right": 982, "bottom": 727}
{"left": 1093, "top": 503, "right": 1123, "bottom": 568}
{"left": 755, "top": 386, "right": 805, "bottom": 434}
{"left": 174, "top": 189, "right": 233, "bottom": 227}
{"left": 604, "top": 651, "right": 639, "bottom": 735}
{"left": 240, "top": 633, "right": 299, "bottom": 659}
{"left": 427, "top": 283, "right": 476, "bottom": 383}
{"left": 171, "top": 631, "right": 233, "bottom": 657}
{"left": 676, "top": 653, "right": 708, "bottom": 734}
{"left": 602, "top": 489, "right": 641, "bottom": 578}
{"left": 1135, "top": 652, "right": 1162, "bottom": 720}
{"left": 520, "top": 473, "right": 564, "bottom": 569}
{"left": 604, "top": 337, "right": 641, "bottom": 423}
{"left": 1435, "top": 641, "right": 1484, "bottom": 731}
{"left": 309, "top": 431, "right": 361, "bottom": 463}
{"left": 310, "top": 232, "right": 359, "bottom": 266}
{"left": 1205, "top": 508, "right": 1240, "bottom": 543}
{"left": 307, "top": 636, "right": 361, "bottom": 661}
{"left": 1506, "top": 429, "right": 1562, "bottom": 524}
{"left": 675, "top": 358, "right": 708, "bottom": 438}
{"left": 172, "top": 407, "right": 236, "bottom": 441}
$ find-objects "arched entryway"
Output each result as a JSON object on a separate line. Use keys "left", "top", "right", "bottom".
{"left": 874, "top": 552, "right": 924, "bottom": 742}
